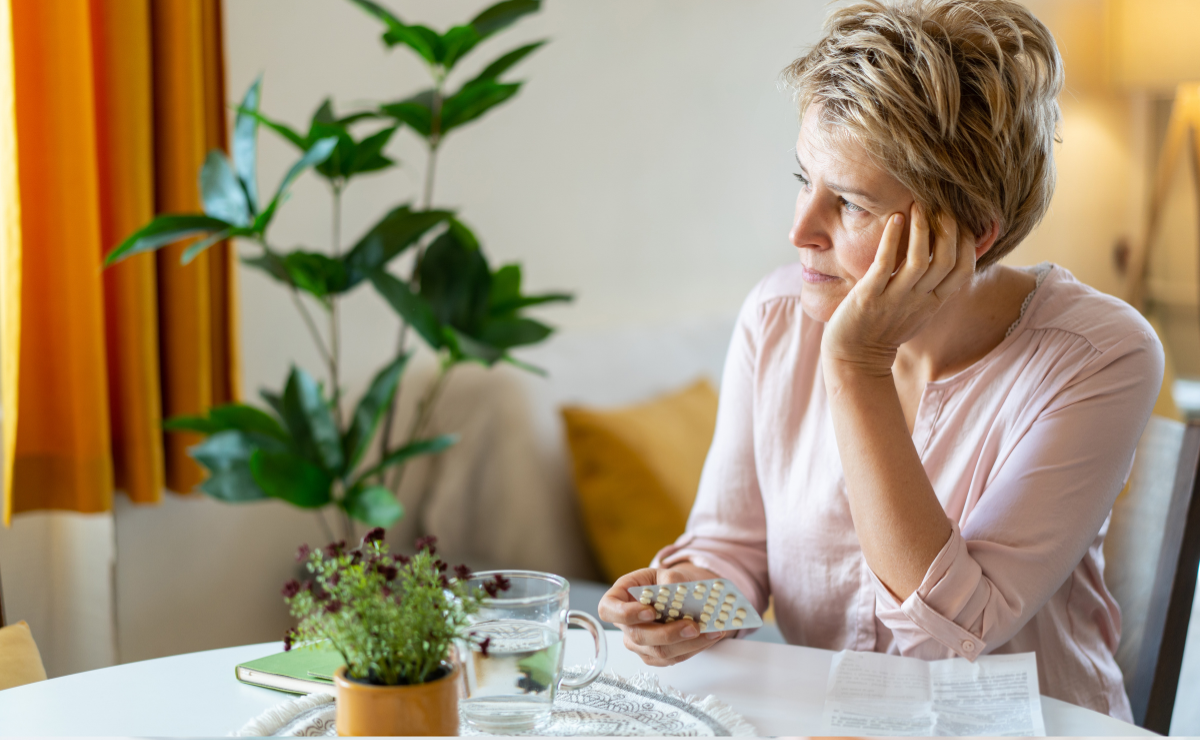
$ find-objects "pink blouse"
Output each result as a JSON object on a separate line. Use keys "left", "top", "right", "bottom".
{"left": 655, "top": 263, "right": 1163, "bottom": 721}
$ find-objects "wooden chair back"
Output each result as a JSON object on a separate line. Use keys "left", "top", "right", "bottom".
{"left": 1107, "top": 416, "right": 1200, "bottom": 733}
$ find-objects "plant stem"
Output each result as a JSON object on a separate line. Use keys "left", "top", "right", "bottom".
{"left": 392, "top": 361, "right": 454, "bottom": 530}
{"left": 376, "top": 84, "right": 444, "bottom": 475}
{"left": 289, "top": 286, "right": 334, "bottom": 368}
{"left": 316, "top": 508, "right": 336, "bottom": 544}
{"left": 329, "top": 183, "right": 344, "bottom": 429}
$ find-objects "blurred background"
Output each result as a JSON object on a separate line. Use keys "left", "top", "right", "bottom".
{"left": 1, "top": 0, "right": 1198, "bottom": 733}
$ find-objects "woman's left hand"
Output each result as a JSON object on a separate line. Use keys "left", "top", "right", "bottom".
{"left": 820, "top": 203, "right": 976, "bottom": 378}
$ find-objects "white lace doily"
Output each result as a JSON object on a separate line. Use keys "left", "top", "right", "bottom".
{"left": 233, "top": 670, "right": 757, "bottom": 737}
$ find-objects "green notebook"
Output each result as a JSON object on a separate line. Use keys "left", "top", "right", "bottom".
{"left": 235, "top": 643, "right": 345, "bottom": 694}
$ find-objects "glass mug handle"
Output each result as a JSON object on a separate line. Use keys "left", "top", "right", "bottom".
{"left": 559, "top": 610, "right": 607, "bottom": 689}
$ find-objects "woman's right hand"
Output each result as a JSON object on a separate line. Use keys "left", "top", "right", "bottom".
{"left": 596, "top": 563, "right": 727, "bottom": 666}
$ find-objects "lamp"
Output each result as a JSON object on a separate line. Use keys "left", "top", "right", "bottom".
{"left": 1113, "top": 0, "right": 1200, "bottom": 310}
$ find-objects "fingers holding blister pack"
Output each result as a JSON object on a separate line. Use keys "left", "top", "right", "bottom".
{"left": 626, "top": 579, "right": 763, "bottom": 633}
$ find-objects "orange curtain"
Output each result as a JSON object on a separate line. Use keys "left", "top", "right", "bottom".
{"left": 1, "top": 0, "right": 239, "bottom": 525}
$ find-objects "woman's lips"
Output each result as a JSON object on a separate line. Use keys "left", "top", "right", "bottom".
{"left": 801, "top": 265, "right": 838, "bottom": 283}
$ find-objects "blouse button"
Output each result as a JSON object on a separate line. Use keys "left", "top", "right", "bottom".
{"left": 962, "top": 640, "right": 976, "bottom": 652}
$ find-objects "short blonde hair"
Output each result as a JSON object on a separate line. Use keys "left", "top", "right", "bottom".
{"left": 783, "top": 0, "right": 1063, "bottom": 267}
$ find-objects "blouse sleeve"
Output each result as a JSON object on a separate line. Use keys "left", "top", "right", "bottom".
{"left": 652, "top": 285, "right": 771, "bottom": 614}
{"left": 870, "top": 330, "right": 1165, "bottom": 660}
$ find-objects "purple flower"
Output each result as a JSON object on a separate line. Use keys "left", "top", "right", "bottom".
{"left": 324, "top": 540, "right": 346, "bottom": 558}
{"left": 483, "top": 580, "right": 499, "bottom": 598}
{"left": 362, "top": 527, "right": 385, "bottom": 545}
{"left": 493, "top": 574, "right": 511, "bottom": 593}
{"left": 281, "top": 579, "right": 302, "bottom": 599}
{"left": 478, "top": 636, "right": 492, "bottom": 658}
{"left": 439, "top": 574, "right": 451, "bottom": 589}
{"left": 394, "top": 553, "right": 410, "bottom": 567}
{"left": 295, "top": 544, "right": 311, "bottom": 562}
{"left": 283, "top": 629, "right": 295, "bottom": 652}
{"left": 377, "top": 563, "right": 398, "bottom": 581}
{"left": 350, "top": 551, "right": 363, "bottom": 566}
{"left": 414, "top": 535, "right": 437, "bottom": 555}
{"left": 325, "top": 599, "right": 344, "bottom": 614}
{"left": 434, "top": 559, "right": 448, "bottom": 572}
{"left": 454, "top": 564, "right": 472, "bottom": 581}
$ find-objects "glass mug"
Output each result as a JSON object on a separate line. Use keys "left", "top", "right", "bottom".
{"left": 460, "top": 570, "right": 607, "bottom": 732}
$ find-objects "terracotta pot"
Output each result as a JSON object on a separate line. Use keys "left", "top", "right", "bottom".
{"left": 333, "top": 662, "right": 460, "bottom": 736}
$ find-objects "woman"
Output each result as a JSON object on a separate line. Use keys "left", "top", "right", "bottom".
{"left": 597, "top": 0, "right": 1162, "bottom": 721}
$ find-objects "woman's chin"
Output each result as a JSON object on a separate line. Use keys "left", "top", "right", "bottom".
{"left": 799, "top": 291, "right": 840, "bottom": 324}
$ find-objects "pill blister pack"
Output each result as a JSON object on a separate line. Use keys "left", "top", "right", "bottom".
{"left": 626, "top": 579, "right": 763, "bottom": 633}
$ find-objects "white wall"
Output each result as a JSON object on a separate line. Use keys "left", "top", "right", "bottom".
{"left": 2, "top": 0, "right": 1169, "bottom": 677}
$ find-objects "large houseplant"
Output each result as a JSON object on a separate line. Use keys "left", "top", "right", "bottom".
{"left": 284, "top": 530, "right": 508, "bottom": 735}
{"left": 104, "top": 0, "right": 568, "bottom": 543}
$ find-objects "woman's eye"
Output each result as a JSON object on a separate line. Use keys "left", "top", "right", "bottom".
{"left": 840, "top": 197, "right": 865, "bottom": 214}
{"left": 793, "top": 172, "right": 810, "bottom": 187}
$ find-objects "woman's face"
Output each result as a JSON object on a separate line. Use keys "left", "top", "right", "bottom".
{"left": 790, "top": 105, "right": 915, "bottom": 323}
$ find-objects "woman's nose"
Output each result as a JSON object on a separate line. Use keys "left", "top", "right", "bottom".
{"left": 789, "top": 195, "right": 829, "bottom": 251}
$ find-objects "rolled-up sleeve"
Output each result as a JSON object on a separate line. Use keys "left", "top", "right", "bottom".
{"left": 653, "top": 284, "right": 771, "bottom": 613}
{"left": 871, "top": 330, "right": 1163, "bottom": 660}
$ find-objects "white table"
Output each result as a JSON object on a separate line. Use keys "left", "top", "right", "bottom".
{"left": 0, "top": 630, "right": 1152, "bottom": 736}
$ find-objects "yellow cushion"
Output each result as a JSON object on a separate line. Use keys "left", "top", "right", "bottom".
{"left": 562, "top": 379, "right": 719, "bottom": 582}
{"left": 0, "top": 620, "right": 47, "bottom": 690}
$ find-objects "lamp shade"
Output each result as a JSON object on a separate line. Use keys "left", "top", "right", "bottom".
{"left": 1109, "top": 0, "right": 1200, "bottom": 91}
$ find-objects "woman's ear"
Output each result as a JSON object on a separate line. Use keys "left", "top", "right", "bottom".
{"left": 973, "top": 220, "right": 1001, "bottom": 260}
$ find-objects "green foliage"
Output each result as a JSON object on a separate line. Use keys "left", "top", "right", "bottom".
{"left": 284, "top": 534, "right": 508, "bottom": 686}
{"left": 171, "top": 361, "right": 447, "bottom": 527}
{"left": 108, "top": 0, "right": 569, "bottom": 539}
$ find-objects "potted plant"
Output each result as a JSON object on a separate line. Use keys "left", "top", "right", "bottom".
{"left": 283, "top": 528, "right": 508, "bottom": 736}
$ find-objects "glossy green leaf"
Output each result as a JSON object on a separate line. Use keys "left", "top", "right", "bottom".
{"left": 380, "top": 92, "right": 434, "bottom": 138}
{"left": 165, "top": 404, "right": 288, "bottom": 443}
{"left": 345, "top": 0, "right": 405, "bottom": 30}
{"left": 181, "top": 228, "right": 234, "bottom": 265}
{"left": 383, "top": 24, "right": 443, "bottom": 63}
{"left": 342, "top": 485, "right": 405, "bottom": 527}
{"left": 441, "top": 24, "right": 482, "bottom": 70}
{"left": 255, "top": 137, "right": 338, "bottom": 232}
{"left": 260, "top": 389, "right": 286, "bottom": 419}
{"left": 445, "top": 328, "right": 505, "bottom": 365}
{"left": 470, "top": 41, "right": 546, "bottom": 85}
{"left": 489, "top": 263, "right": 522, "bottom": 309}
{"left": 189, "top": 430, "right": 277, "bottom": 503}
{"left": 418, "top": 228, "right": 491, "bottom": 333}
{"left": 348, "top": 126, "right": 398, "bottom": 175}
{"left": 490, "top": 291, "right": 574, "bottom": 317}
{"left": 208, "top": 404, "right": 290, "bottom": 442}
{"left": 478, "top": 316, "right": 552, "bottom": 349}
{"left": 502, "top": 353, "right": 547, "bottom": 377}
{"left": 163, "top": 415, "right": 221, "bottom": 434}
{"left": 105, "top": 214, "right": 233, "bottom": 266}
{"left": 200, "top": 151, "right": 251, "bottom": 226}
{"left": 356, "top": 434, "right": 458, "bottom": 481}
{"left": 342, "top": 352, "right": 410, "bottom": 473}
{"left": 370, "top": 270, "right": 444, "bottom": 350}
{"left": 249, "top": 449, "right": 333, "bottom": 508}
{"left": 470, "top": 0, "right": 540, "bottom": 38}
{"left": 284, "top": 251, "right": 349, "bottom": 298}
{"left": 441, "top": 79, "right": 521, "bottom": 135}
{"left": 312, "top": 98, "right": 336, "bottom": 126}
{"left": 238, "top": 107, "right": 307, "bottom": 149}
{"left": 281, "top": 366, "right": 344, "bottom": 474}
{"left": 342, "top": 206, "right": 452, "bottom": 285}
{"left": 233, "top": 76, "right": 262, "bottom": 214}
{"left": 242, "top": 248, "right": 290, "bottom": 284}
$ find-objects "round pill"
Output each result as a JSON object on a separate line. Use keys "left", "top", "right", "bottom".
{"left": 715, "top": 620, "right": 726, "bottom": 630}
{"left": 683, "top": 614, "right": 694, "bottom": 621}
{"left": 706, "top": 597, "right": 719, "bottom": 606}
{"left": 668, "top": 608, "right": 679, "bottom": 617}
{"left": 702, "top": 605, "right": 715, "bottom": 615}
{"left": 639, "top": 596, "right": 652, "bottom": 605}
{"left": 712, "top": 581, "right": 725, "bottom": 591}
{"left": 665, "top": 617, "right": 675, "bottom": 623}
{"left": 656, "top": 596, "right": 668, "bottom": 605}
{"left": 732, "top": 618, "right": 743, "bottom": 628}
{"left": 675, "top": 583, "right": 687, "bottom": 592}
{"left": 670, "top": 601, "right": 682, "bottom": 610}
{"left": 719, "top": 609, "right": 731, "bottom": 619}
{"left": 654, "top": 602, "right": 665, "bottom": 611}
{"left": 736, "top": 608, "right": 747, "bottom": 618}
{"left": 699, "top": 613, "right": 710, "bottom": 623}
{"left": 724, "top": 594, "right": 737, "bottom": 604}
{"left": 642, "top": 587, "right": 653, "bottom": 596}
